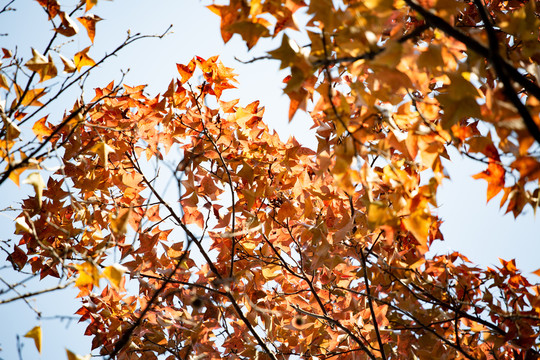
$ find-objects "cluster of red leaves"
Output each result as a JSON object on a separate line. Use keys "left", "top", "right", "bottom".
{"left": 6, "top": 0, "right": 540, "bottom": 359}
{"left": 9, "top": 52, "right": 540, "bottom": 359}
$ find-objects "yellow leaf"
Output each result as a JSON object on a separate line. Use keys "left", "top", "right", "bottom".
{"left": 74, "top": 46, "right": 96, "bottom": 71}
{"left": 24, "top": 48, "right": 57, "bottom": 82}
{"left": 75, "top": 262, "right": 100, "bottom": 288}
{"left": 367, "top": 201, "right": 397, "bottom": 228}
{"left": 110, "top": 206, "right": 132, "bottom": 235}
{"left": 15, "top": 217, "right": 31, "bottom": 234}
{"left": 0, "top": 72, "right": 9, "bottom": 90}
{"left": 59, "top": 54, "right": 77, "bottom": 73}
{"left": 66, "top": 349, "right": 91, "bottom": 360}
{"left": 363, "top": 0, "right": 393, "bottom": 11}
{"left": 103, "top": 264, "right": 127, "bottom": 288}
{"left": 90, "top": 141, "right": 115, "bottom": 169}
{"left": 402, "top": 209, "right": 431, "bottom": 250}
{"left": 24, "top": 326, "right": 42, "bottom": 354}
{"left": 262, "top": 266, "right": 280, "bottom": 280}
{"left": 23, "top": 172, "right": 45, "bottom": 208}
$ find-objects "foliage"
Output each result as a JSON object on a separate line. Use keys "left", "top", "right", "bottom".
{"left": 2, "top": 0, "right": 540, "bottom": 359}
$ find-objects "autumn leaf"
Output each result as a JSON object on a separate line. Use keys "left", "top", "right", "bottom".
{"left": 36, "top": 0, "right": 60, "bottom": 19}
{"left": 110, "top": 206, "right": 132, "bottom": 235}
{"left": 23, "top": 172, "right": 46, "bottom": 208}
{"left": 8, "top": 167, "right": 25, "bottom": 187}
{"left": 5, "top": 3, "right": 540, "bottom": 359}
{"left": 177, "top": 59, "right": 196, "bottom": 83}
{"left": 1, "top": 48, "right": 12, "bottom": 58}
{"left": 103, "top": 264, "right": 127, "bottom": 288}
{"left": 74, "top": 46, "right": 96, "bottom": 71}
{"left": 14, "top": 217, "right": 31, "bottom": 234}
{"left": 85, "top": 0, "right": 98, "bottom": 12}
{"left": 368, "top": 201, "right": 398, "bottom": 228}
{"left": 78, "top": 14, "right": 103, "bottom": 43}
{"left": 90, "top": 141, "right": 115, "bottom": 168}
{"left": 14, "top": 84, "right": 46, "bottom": 107}
{"left": 7, "top": 244, "right": 27, "bottom": 270}
{"left": 0, "top": 72, "right": 9, "bottom": 90}
{"left": 24, "top": 326, "right": 42, "bottom": 353}
{"left": 4, "top": 116, "right": 21, "bottom": 140}
{"left": 59, "top": 54, "right": 77, "bottom": 73}
{"left": 472, "top": 162, "right": 506, "bottom": 202}
{"left": 66, "top": 349, "right": 91, "bottom": 360}
{"left": 74, "top": 262, "right": 100, "bottom": 288}
{"left": 225, "top": 21, "right": 270, "bottom": 49}
{"left": 32, "top": 116, "right": 54, "bottom": 141}
{"left": 402, "top": 208, "right": 432, "bottom": 250}
{"left": 56, "top": 11, "right": 79, "bottom": 37}
{"left": 24, "top": 48, "right": 57, "bottom": 82}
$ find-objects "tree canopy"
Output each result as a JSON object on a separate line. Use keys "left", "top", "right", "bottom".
{"left": 1, "top": 0, "right": 540, "bottom": 359}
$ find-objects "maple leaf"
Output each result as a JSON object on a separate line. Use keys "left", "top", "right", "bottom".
{"left": 78, "top": 14, "right": 103, "bottom": 43}
{"left": 35, "top": 0, "right": 60, "bottom": 19}
{"left": 103, "top": 264, "right": 127, "bottom": 289}
{"left": 24, "top": 48, "right": 57, "bottom": 82}
{"left": 66, "top": 349, "right": 91, "bottom": 360}
{"left": 32, "top": 116, "right": 54, "bottom": 141}
{"left": 74, "top": 46, "right": 96, "bottom": 71}
{"left": 472, "top": 162, "right": 506, "bottom": 202}
{"left": 56, "top": 11, "right": 79, "bottom": 37}
{"left": 177, "top": 59, "right": 196, "bottom": 83}
{"left": 90, "top": 141, "right": 115, "bottom": 168}
{"left": 0, "top": 72, "right": 9, "bottom": 90}
{"left": 74, "top": 262, "right": 100, "bottom": 288}
{"left": 24, "top": 326, "right": 42, "bottom": 353}
{"left": 59, "top": 54, "right": 77, "bottom": 73}
{"left": 22, "top": 172, "right": 45, "bottom": 208}
{"left": 85, "top": 0, "right": 98, "bottom": 12}
{"left": 226, "top": 21, "right": 270, "bottom": 50}
{"left": 14, "top": 84, "right": 46, "bottom": 107}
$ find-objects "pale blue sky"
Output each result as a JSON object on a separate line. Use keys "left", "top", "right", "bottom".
{"left": 0, "top": 1, "right": 538, "bottom": 359}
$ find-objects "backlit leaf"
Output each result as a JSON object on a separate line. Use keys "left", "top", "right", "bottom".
{"left": 74, "top": 262, "right": 100, "bottom": 288}
{"left": 22, "top": 172, "right": 45, "bottom": 208}
{"left": 74, "top": 46, "right": 96, "bottom": 71}
{"left": 103, "top": 264, "right": 127, "bottom": 289}
{"left": 24, "top": 326, "right": 42, "bottom": 353}
{"left": 24, "top": 48, "right": 57, "bottom": 82}
{"left": 77, "top": 14, "right": 102, "bottom": 43}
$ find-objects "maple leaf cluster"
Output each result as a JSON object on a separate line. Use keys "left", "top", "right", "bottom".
{"left": 2, "top": 0, "right": 540, "bottom": 360}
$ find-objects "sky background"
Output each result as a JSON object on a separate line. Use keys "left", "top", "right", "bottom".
{"left": 0, "top": 0, "right": 538, "bottom": 359}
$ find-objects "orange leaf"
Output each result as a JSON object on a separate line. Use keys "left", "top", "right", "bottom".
{"left": 85, "top": 0, "right": 98, "bottom": 11}
{"left": 176, "top": 59, "right": 196, "bottom": 83}
{"left": 77, "top": 14, "right": 103, "bottom": 43}
{"left": 472, "top": 162, "right": 506, "bottom": 202}
{"left": 32, "top": 116, "right": 53, "bottom": 141}
{"left": 74, "top": 46, "right": 96, "bottom": 71}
